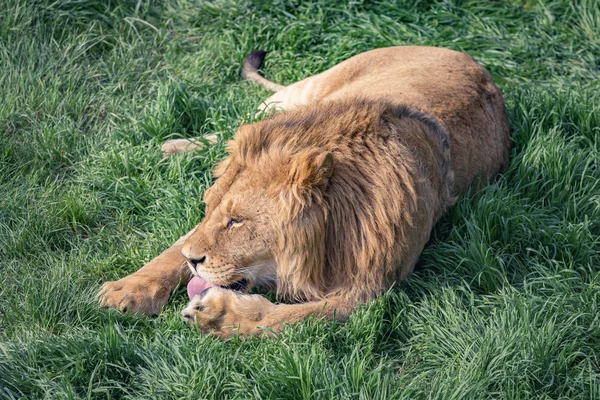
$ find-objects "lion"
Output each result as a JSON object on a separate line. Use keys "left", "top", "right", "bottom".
{"left": 99, "top": 46, "right": 511, "bottom": 338}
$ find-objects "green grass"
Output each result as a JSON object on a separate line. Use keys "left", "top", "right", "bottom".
{"left": 1, "top": 0, "right": 599, "bottom": 398}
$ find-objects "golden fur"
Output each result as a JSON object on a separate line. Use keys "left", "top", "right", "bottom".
{"left": 99, "top": 46, "right": 510, "bottom": 338}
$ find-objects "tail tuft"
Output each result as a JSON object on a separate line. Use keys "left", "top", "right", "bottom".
{"left": 240, "top": 50, "right": 284, "bottom": 92}
{"left": 241, "top": 50, "right": 268, "bottom": 80}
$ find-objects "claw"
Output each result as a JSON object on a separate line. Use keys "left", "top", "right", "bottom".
{"left": 96, "top": 283, "right": 109, "bottom": 299}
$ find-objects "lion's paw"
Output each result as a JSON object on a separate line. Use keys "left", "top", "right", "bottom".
{"left": 182, "top": 287, "right": 273, "bottom": 338}
{"left": 98, "top": 274, "right": 171, "bottom": 316}
{"left": 160, "top": 135, "right": 218, "bottom": 158}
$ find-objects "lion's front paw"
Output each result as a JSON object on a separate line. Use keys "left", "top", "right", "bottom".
{"left": 182, "top": 288, "right": 274, "bottom": 338}
{"left": 98, "top": 274, "right": 172, "bottom": 316}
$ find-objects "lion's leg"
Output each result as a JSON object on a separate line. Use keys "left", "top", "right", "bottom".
{"left": 160, "top": 134, "right": 218, "bottom": 157}
{"left": 98, "top": 230, "right": 194, "bottom": 316}
{"left": 182, "top": 288, "right": 354, "bottom": 338}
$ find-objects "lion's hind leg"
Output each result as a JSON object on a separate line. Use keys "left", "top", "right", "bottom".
{"left": 160, "top": 134, "right": 218, "bottom": 157}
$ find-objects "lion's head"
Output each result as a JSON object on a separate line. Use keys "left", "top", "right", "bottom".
{"left": 182, "top": 101, "right": 432, "bottom": 302}
{"left": 181, "top": 121, "right": 336, "bottom": 301}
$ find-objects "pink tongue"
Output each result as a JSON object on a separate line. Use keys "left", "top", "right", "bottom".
{"left": 187, "top": 276, "right": 215, "bottom": 300}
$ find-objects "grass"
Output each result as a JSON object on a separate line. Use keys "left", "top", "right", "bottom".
{"left": 0, "top": 0, "right": 599, "bottom": 398}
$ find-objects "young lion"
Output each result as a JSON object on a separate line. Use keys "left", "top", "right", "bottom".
{"left": 99, "top": 47, "right": 510, "bottom": 338}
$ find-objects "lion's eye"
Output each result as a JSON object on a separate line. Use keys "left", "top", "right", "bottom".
{"left": 226, "top": 218, "right": 239, "bottom": 229}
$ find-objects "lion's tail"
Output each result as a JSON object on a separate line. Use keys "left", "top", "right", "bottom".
{"left": 241, "top": 50, "right": 285, "bottom": 92}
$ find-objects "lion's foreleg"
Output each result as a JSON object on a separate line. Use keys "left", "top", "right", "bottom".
{"left": 98, "top": 230, "right": 194, "bottom": 315}
{"left": 182, "top": 288, "right": 354, "bottom": 338}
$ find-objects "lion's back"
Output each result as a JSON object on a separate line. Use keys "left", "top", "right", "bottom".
{"left": 309, "top": 46, "right": 511, "bottom": 194}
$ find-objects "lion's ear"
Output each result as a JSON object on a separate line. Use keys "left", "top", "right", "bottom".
{"left": 289, "top": 151, "right": 334, "bottom": 191}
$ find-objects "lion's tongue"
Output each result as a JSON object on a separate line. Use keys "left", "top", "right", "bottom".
{"left": 187, "top": 276, "right": 215, "bottom": 300}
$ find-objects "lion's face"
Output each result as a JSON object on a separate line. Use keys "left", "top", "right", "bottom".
{"left": 181, "top": 168, "right": 279, "bottom": 291}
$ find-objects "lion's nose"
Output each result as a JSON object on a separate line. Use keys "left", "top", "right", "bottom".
{"left": 188, "top": 255, "right": 207, "bottom": 271}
